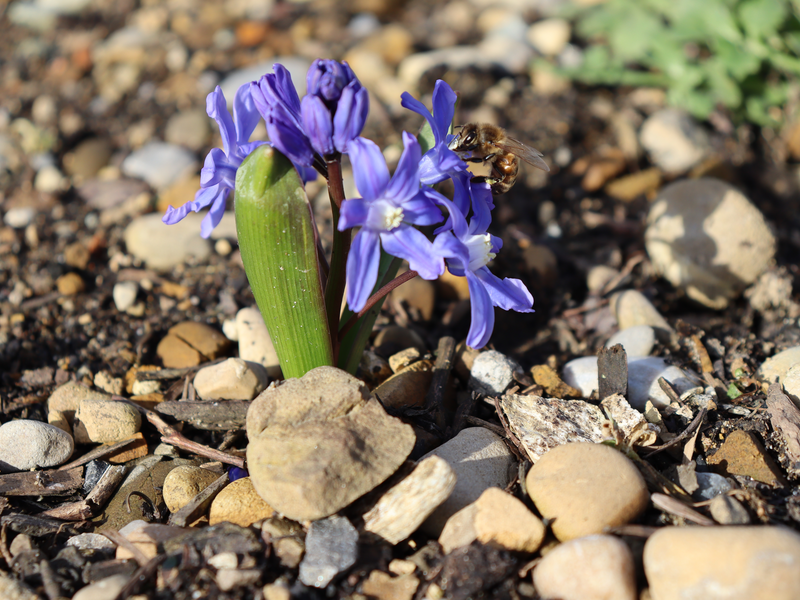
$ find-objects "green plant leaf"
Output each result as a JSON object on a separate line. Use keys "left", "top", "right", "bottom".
{"left": 739, "top": 0, "right": 787, "bottom": 39}
{"left": 234, "top": 145, "right": 334, "bottom": 379}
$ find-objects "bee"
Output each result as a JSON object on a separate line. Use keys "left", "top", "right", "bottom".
{"left": 448, "top": 123, "right": 549, "bottom": 194}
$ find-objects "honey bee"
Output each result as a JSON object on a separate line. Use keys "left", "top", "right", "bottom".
{"left": 448, "top": 123, "right": 549, "bottom": 194}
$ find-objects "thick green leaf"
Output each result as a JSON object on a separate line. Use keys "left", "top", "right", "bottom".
{"left": 739, "top": 0, "right": 787, "bottom": 39}
{"left": 234, "top": 145, "right": 334, "bottom": 379}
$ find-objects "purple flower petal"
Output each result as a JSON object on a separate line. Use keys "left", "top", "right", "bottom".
{"left": 266, "top": 108, "right": 315, "bottom": 167}
{"left": 346, "top": 228, "right": 382, "bottom": 312}
{"left": 348, "top": 137, "right": 390, "bottom": 201}
{"left": 199, "top": 188, "right": 230, "bottom": 239}
{"left": 465, "top": 270, "right": 494, "bottom": 349}
{"left": 338, "top": 197, "right": 370, "bottom": 230}
{"left": 384, "top": 132, "right": 421, "bottom": 202}
{"left": 301, "top": 95, "right": 334, "bottom": 156}
{"left": 431, "top": 80, "right": 457, "bottom": 140}
{"left": 333, "top": 84, "right": 369, "bottom": 153}
{"left": 401, "top": 190, "right": 445, "bottom": 226}
{"left": 207, "top": 86, "right": 236, "bottom": 157}
{"left": 474, "top": 267, "right": 534, "bottom": 312}
{"left": 233, "top": 84, "right": 261, "bottom": 148}
{"left": 380, "top": 226, "right": 444, "bottom": 280}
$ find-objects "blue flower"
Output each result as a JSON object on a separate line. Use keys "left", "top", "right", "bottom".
{"left": 401, "top": 80, "right": 466, "bottom": 186}
{"left": 251, "top": 60, "right": 369, "bottom": 164}
{"left": 433, "top": 179, "right": 533, "bottom": 349}
{"left": 338, "top": 132, "right": 446, "bottom": 312}
{"left": 162, "top": 84, "right": 265, "bottom": 238}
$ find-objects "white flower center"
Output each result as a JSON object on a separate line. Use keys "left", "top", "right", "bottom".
{"left": 465, "top": 233, "right": 495, "bottom": 271}
{"left": 371, "top": 201, "right": 404, "bottom": 231}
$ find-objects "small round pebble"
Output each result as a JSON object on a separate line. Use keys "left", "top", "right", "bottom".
{"left": 193, "top": 357, "right": 268, "bottom": 401}
{"left": 534, "top": 535, "right": 637, "bottom": 600}
{"left": 235, "top": 307, "right": 281, "bottom": 378}
{"left": 66, "top": 533, "right": 115, "bottom": 552}
{"left": 526, "top": 442, "right": 649, "bottom": 541}
{"left": 469, "top": 350, "right": 521, "bottom": 396}
{"left": 209, "top": 477, "right": 275, "bottom": 527}
{"left": 73, "top": 398, "right": 141, "bottom": 444}
{"left": 163, "top": 466, "right": 221, "bottom": 513}
{"left": 0, "top": 420, "right": 74, "bottom": 472}
{"left": 73, "top": 574, "right": 128, "bottom": 600}
{"left": 644, "top": 526, "right": 800, "bottom": 600}
{"left": 606, "top": 324, "right": 656, "bottom": 358}
{"left": 112, "top": 281, "right": 139, "bottom": 312}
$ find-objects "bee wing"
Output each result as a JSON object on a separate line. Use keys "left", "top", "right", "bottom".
{"left": 500, "top": 137, "right": 550, "bottom": 172}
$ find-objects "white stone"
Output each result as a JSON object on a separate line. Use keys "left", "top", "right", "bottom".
{"left": 420, "top": 427, "right": 516, "bottom": 536}
{"left": 469, "top": 350, "right": 521, "bottom": 396}
{"left": 0, "top": 420, "right": 74, "bottom": 472}
{"left": 527, "top": 18, "right": 571, "bottom": 56}
{"left": 759, "top": 346, "right": 800, "bottom": 385}
{"left": 112, "top": 280, "right": 139, "bottom": 312}
{"left": 640, "top": 108, "right": 709, "bottom": 173}
{"left": 34, "top": 165, "right": 67, "bottom": 193}
{"left": 562, "top": 356, "right": 698, "bottom": 408}
{"left": 534, "top": 535, "right": 637, "bottom": 600}
{"left": 66, "top": 533, "right": 115, "bottom": 552}
{"left": 606, "top": 325, "right": 656, "bottom": 358}
{"left": 4, "top": 207, "right": 35, "bottom": 229}
{"left": 645, "top": 179, "right": 776, "bottom": 309}
{"left": 235, "top": 307, "right": 280, "bottom": 378}
{"left": 193, "top": 357, "right": 268, "bottom": 401}
{"left": 121, "top": 141, "right": 198, "bottom": 190}
{"left": 610, "top": 290, "right": 672, "bottom": 332}
{"left": 123, "top": 213, "right": 211, "bottom": 272}
{"left": 73, "top": 575, "right": 128, "bottom": 600}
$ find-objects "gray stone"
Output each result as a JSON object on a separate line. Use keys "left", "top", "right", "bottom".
{"left": 420, "top": 427, "right": 516, "bottom": 536}
{"left": 121, "top": 141, "right": 198, "bottom": 190}
{"left": 298, "top": 516, "right": 358, "bottom": 588}
{"left": 533, "top": 535, "right": 637, "bottom": 600}
{"left": 124, "top": 213, "right": 211, "bottom": 271}
{"left": 610, "top": 290, "right": 672, "bottom": 334}
{"left": 693, "top": 472, "right": 733, "bottom": 501}
{"left": 0, "top": 420, "right": 74, "bottom": 472}
{"left": 246, "top": 367, "right": 415, "bottom": 521}
{"left": 469, "top": 350, "right": 521, "bottom": 396}
{"left": 193, "top": 357, "right": 268, "bottom": 401}
{"left": 66, "top": 533, "right": 115, "bottom": 552}
{"left": 645, "top": 178, "right": 776, "bottom": 309}
{"left": 0, "top": 572, "right": 39, "bottom": 600}
{"left": 709, "top": 495, "right": 750, "bottom": 525}
{"left": 606, "top": 324, "right": 656, "bottom": 357}
{"left": 640, "top": 108, "right": 709, "bottom": 173}
{"left": 363, "top": 456, "right": 457, "bottom": 545}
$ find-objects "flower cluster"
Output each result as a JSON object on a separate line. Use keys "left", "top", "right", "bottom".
{"left": 164, "top": 59, "right": 535, "bottom": 349}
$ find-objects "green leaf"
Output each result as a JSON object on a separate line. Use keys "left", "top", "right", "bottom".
{"left": 234, "top": 145, "right": 334, "bottom": 379}
{"left": 726, "top": 382, "right": 743, "bottom": 400}
{"left": 739, "top": 0, "right": 787, "bottom": 39}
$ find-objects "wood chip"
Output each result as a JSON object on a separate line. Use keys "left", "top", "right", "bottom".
{"left": 598, "top": 344, "right": 627, "bottom": 399}
{"left": 155, "top": 400, "right": 250, "bottom": 430}
{"left": 766, "top": 383, "right": 800, "bottom": 477}
{"left": 0, "top": 467, "right": 83, "bottom": 497}
{"left": 651, "top": 492, "right": 714, "bottom": 526}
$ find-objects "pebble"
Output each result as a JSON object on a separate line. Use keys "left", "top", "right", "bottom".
{"left": 644, "top": 526, "right": 800, "bottom": 600}
{"left": 706, "top": 429, "right": 785, "bottom": 486}
{"left": 639, "top": 108, "right": 709, "bottom": 173}
{"left": 261, "top": 518, "right": 305, "bottom": 569}
{"left": 66, "top": 533, "right": 115, "bottom": 552}
{"left": 361, "top": 571, "right": 419, "bottom": 600}
{"left": 209, "top": 477, "right": 275, "bottom": 527}
{"left": 3, "top": 206, "right": 35, "bottom": 229}
{"left": 193, "top": 357, "right": 268, "bottom": 400}
{"left": 112, "top": 280, "right": 139, "bottom": 312}
{"left": 0, "top": 572, "right": 43, "bottom": 600}
{"left": 609, "top": 290, "right": 672, "bottom": 334}
{"left": 162, "top": 465, "right": 221, "bottom": 513}
{"left": 363, "top": 456, "right": 457, "bottom": 544}
{"left": 116, "top": 520, "right": 187, "bottom": 560}
{"left": 34, "top": 165, "right": 67, "bottom": 193}
{"left": 57, "top": 272, "right": 85, "bottom": 295}
{"left": 758, "top": 346, "right": 800, "bottom": 385}
{"left": 372, "top": 360, "right": 433, "bottom": 409}
{"left": 606, "top": 167, "right": 662, "bottom": 201}
{"left": 562, "top": 355, "right": 698, "bottom": 409}
{"left": 645, "top": 179, "right": 776, "bottom": 309}
{"left": 693, "top": 472, "right": 733, "bottom": 501}
{"left": 606, "top": 324, "right": 657, "bottom": 357}
{"left": 0, "top": 419, "right": 74, "bottom": 472}
{"left": 500, "top": 393, "right": 654, "bottom": 461}
{"left": 93, "top": 371, "right": 124, "bottom": 395}
{"left": 121, "top": 141, "right": 198, "bottom": 190}
{"left": 156, "top": 321, "right": 231, "bottom": 369}
{"left": 709, "top": 494, "right": 751, "bottom": 525}
{"left": 78, "top": 178, "right": 149, "bottom": 211}
{"left": 123, "top": 213, "right": 211, "bottom": 272}
{"left": 164, "top": 109, "right": 211, "bottom": 151}
{"left": 48, "top": 381, "right": 109, "bottom": 424}
{"left": 527, "top": 18, "right": 571, "bottom": 56}
{"left": 533, "top": 534, "right": 637, "bottom": 600}
{"left": 526, "top": 442, "right": 649, "bottom": 541}
{"left": 63, "top": 138, "right": 112, "bottom": 180}
{"left": 73, "top": 398, "right": 142, "bottom": 444}
{"left": 216, "top": 569, "right": 261, "bottom": 592}
{"left": 439, "top": 487, "right": 545, "bottom": 554}
{"left": 246, "top": 366, "right": 415, "bottom": 521}
{"left": 234, "top": 307, "right": 281, "bottom": 378}
{"left": 73, "top": 574, "right": 128, "bottom": 600}
{"left": 420, "top": 427, "right": 516, "bottom": 536}
{"left": 298, "top": 515, "right": 359, "bottom": 588}
{"left": 469, "top": 350, "right": 522, "bottom": 396}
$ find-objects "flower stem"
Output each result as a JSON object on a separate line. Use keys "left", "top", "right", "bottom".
{"left": 324, "top": 157, "right": 350, "bottom": 360}
{"left": 338, "top": 268, "right": 418, "bottom": 341}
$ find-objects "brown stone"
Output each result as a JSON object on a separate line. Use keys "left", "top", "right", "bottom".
{"left": 167, "top": 321, "right": 230, "bottom": 359}
{"left": 57, "top": 272, "right": 85, "bottom": 295}
{"left": 707, "top": 429, "right": 785, "bottom": 486}
{"left": 361, "top": 571, "right": 419, "bottom": 600}
{"left": 209, "top": 477, "right": 275, "bottom": 527}
{"left": 372, "top": 360, "right": 434, "bottom": 409}
{"left": 531, "top": 364, "right": 581, "bottom": 398}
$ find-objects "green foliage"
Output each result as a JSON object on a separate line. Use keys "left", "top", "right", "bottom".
{"left": 560, "top": 0, "right": 800, "bottom": 125}
{"left": 234, "top": 145, "right": 334, "bottom": 379}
